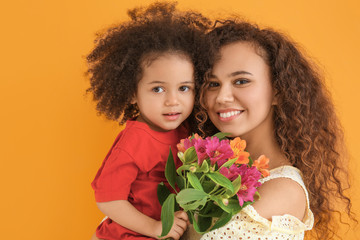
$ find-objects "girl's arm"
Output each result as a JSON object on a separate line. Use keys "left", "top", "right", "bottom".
{"left": 97, "top": 200, "right": 188, "bottom": 239}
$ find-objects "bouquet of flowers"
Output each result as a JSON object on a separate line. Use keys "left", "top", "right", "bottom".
{"left": 157, "top": 133, "right": 270, "bottom": 237}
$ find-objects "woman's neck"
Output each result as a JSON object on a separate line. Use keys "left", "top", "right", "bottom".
{"left": 241, "top": 120, "right": 290, "bottom": 170}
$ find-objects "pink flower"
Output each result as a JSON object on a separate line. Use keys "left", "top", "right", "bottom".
{"left": 177, "top": 138, "right": 192, "bottom": 153}
{"left": 193, "top": 138, "right": 208, "bottom": 165}
{"left": 220, "top": 164, "right": 262, "bottom": 206}
{"left": 236, "top": 165, "right": 262, "bottom": 206}
{"left": 205, "top": 137, "right": 233, "bottom": 166}
{"left": 219, "top": 164, "right": 240, "bottom": 181}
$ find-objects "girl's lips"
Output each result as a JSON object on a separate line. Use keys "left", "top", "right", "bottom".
{"left": 163, "top": 112, "right": 181, "bottom": 121}
{"left": 217, "top": 110, "right": 243, "bottom": 122}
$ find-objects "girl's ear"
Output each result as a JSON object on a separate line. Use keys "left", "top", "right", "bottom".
{"left": 130, "top": 95, "right": 137, "bottom": 105}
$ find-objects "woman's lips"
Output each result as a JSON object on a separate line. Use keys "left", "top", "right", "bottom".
{"left": 217, "top": 110, "right": 243, "bottom": 122}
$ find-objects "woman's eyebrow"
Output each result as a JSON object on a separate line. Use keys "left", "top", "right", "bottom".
{"left": 209, "top": 71, "right": 253, "bottom": 79}
{"left": 229, "top": 71, "right": 253, "bottom": 77}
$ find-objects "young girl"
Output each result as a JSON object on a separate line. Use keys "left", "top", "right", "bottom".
{"left": 196, "top": 20, "right": 356, "bottom": 239}
{"left": 87, "top": 3, "right": 211, "bottom": 240}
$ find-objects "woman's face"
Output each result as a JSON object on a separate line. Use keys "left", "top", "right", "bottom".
{"left": 204, "top": 41, "right": 276, "bottom": 139}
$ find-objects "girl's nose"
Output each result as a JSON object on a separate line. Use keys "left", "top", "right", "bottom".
{"left": 164, "top": 91, "right": 179, "bottom": 106}
{"left": 216, "top": 85, "right": 234, "bottom": 104}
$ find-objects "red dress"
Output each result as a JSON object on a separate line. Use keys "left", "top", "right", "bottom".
{"left": 92, "top": 120, "right": 188, "bottom": 239}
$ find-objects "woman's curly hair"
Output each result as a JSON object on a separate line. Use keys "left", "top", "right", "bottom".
{"left": 86, "top": 2, "right": 212, "bottom": 132}
{"left": 197, "top": 20, "right": 356, "bottom": 239}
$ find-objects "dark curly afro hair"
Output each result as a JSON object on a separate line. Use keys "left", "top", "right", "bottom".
{"left": 86, "top": 1, "right": 213, "bottom": 132}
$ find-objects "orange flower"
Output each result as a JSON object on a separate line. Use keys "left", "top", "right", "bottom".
{"left": 230, "top": 137, "right": 246, "bottom": 151}
{"left": 192, "top": 133, "right": 202, "bottom": 140}
{"left": 177, "top": 133, "right": 203, "bottom": 153}
{"left": 230, "top": 137, "right": 249, "bottom": 164}
{"left": 253, "top": 155, "right": 270, "bottom": 177}
{"left": 177, "top": 139, "right": 186, "bottom": 153}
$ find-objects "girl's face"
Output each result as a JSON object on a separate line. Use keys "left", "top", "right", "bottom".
{"left": 133, "top": 53, "right": 195, "bottom": 132}
{"left": 205, "top": 41, "right": 276, "bottom": 139}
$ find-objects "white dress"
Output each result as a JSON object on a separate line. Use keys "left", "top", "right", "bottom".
{"left": 200, "top": 166, "right": 314, "bottom": 240}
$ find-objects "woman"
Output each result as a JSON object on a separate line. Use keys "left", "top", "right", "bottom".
{"left": 196, "top": 20, "right": 355, "bottom": 240}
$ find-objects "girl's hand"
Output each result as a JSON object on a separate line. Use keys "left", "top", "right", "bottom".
{"left": 157, "top": 211, "right": 189, "bottom": 240}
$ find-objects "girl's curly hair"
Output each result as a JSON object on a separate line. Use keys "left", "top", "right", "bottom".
{"left": 197, "top": 20, "right": 356, "bottom": 239}
{"left": 86, "top": 2, "right": 212, "bottom": 132}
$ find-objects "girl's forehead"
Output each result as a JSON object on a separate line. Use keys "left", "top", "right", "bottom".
{"left": 141, "top": 51, "right": 192, "bottom": 68}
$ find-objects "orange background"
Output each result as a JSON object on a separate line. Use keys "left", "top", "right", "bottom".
{"left": 0, "top": 0, "right": 359, "bottom": 239}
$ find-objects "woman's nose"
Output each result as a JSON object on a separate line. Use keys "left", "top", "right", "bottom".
{"left": 216, "top": 85, "right": 234, "bottom": 104}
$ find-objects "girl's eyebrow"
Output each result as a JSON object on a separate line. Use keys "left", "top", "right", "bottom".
{"left": 148, "top": 81, "right": 165, "bottom": 84}
{"left": 181, "top": 81, "right": 195, "bottom": 84}
{"left": 147, "top": 80, "right": 195, "bottom": 84}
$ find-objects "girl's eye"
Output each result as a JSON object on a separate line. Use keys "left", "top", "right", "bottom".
{"left": 152, "top": 87, "right": 164, "bottom": 93}
{"left": 234, "top": 79, "right": 249, "bottom": 85}
{"left": 207, "top": 81, "right": 220, "bottom": 88}
{"left": 179, "top": 86, "right": 191, "bottom": 92}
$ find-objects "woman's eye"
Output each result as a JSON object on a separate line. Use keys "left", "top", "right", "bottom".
{"left": 208, "top": 81, "right": 220, "bottom": 88}
{"left": 234, "top": 79, "right": 249, "bottom": 85}
{"left": 152, "top": 87, "right": 164, "bottom": 93}
{"left": 179, "top": 86, "right": 191, "bottom": 92}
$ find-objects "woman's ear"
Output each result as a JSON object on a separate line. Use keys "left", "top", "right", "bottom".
{"left": 272, "top": 91, "right": 279, "bottom": 105}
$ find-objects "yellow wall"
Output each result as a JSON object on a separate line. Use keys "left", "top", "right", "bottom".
{"left": 0, "top": 0, "right": 359, "bottom": 239}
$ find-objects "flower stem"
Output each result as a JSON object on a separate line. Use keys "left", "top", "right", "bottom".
{"left": 209, "top": 184, "right": 220, "bottom": 195}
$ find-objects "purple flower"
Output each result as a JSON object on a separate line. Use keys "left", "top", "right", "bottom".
{"left": 205, "top": 137, "right": 233, "bottom": 166}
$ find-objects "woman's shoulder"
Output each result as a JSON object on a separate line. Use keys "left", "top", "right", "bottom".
{"left": 253, "top": 166, "right": 308, "bottom": 221}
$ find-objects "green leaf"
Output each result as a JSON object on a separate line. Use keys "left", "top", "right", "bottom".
{"left": 199, "top": 201, "right": 223, "bottom": 218}
{"left": 225, "top": 175, "right": 242, "bottom": 197}
{"left": 157, "top": 182, "right": 171, "bottom": 206}
{"left": 227, "top": 198, "right": 242, "bottom": 214}
{"left": 219, "top": 158, "right": 237, "bottom": 169}
{"left": 210, "top": 196, "right": 231, "bottom": 213}
{"left": 176, "top": 189, "right": 208, "bottom": 205}
{"left": 188, "top": 211, "right": 202, "bottom": 234}
{"left": 198, "top": 215, "right": 213, "bottom": 232}
{"left": 159, "top": 193, "right": 176, "bottom": 237}
{"left": 188, "top": 211, "right": 210, "bottom": 234}
{"left": 211, "top": 196, "right": 242, "bottom": 214}
{"left": 206, "top": 172, "right": 234, "bottom": 193}
{"left": 175, "top": 175, "right": 185, "bottom": 190}
{"left": 240, "top": 199, "right": 254, "bottom": 209}
{"left": 165, "top": 148, "right": 177, "bottom": 192}
{"left": 213, "top": 132, "right": 230, "bottom": 140}
{"left": 176, "top": 189, "right": 209, "bottom": 211}
{"left": 202, "top": 178, "right": 217, "bottom": 194}
{"left": 209, "top": 211, "right": 233, "bottom": 231}
{"left": 179, "top": 197, "right": 208, "bottom": 211}
{"left": 187, "top": 172, "right": 204, "bottom": 191}
{"left": 184, "top": 146, "right": 198, "bottom": 164}
{"left": 176, "top": 164, "right": 191, "bottom": 175}
{"left": 248, "top": 155, "right": 253, "bottom": 166}
{"left": 198, "top": 160, "right": 209, "bottom": 173}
